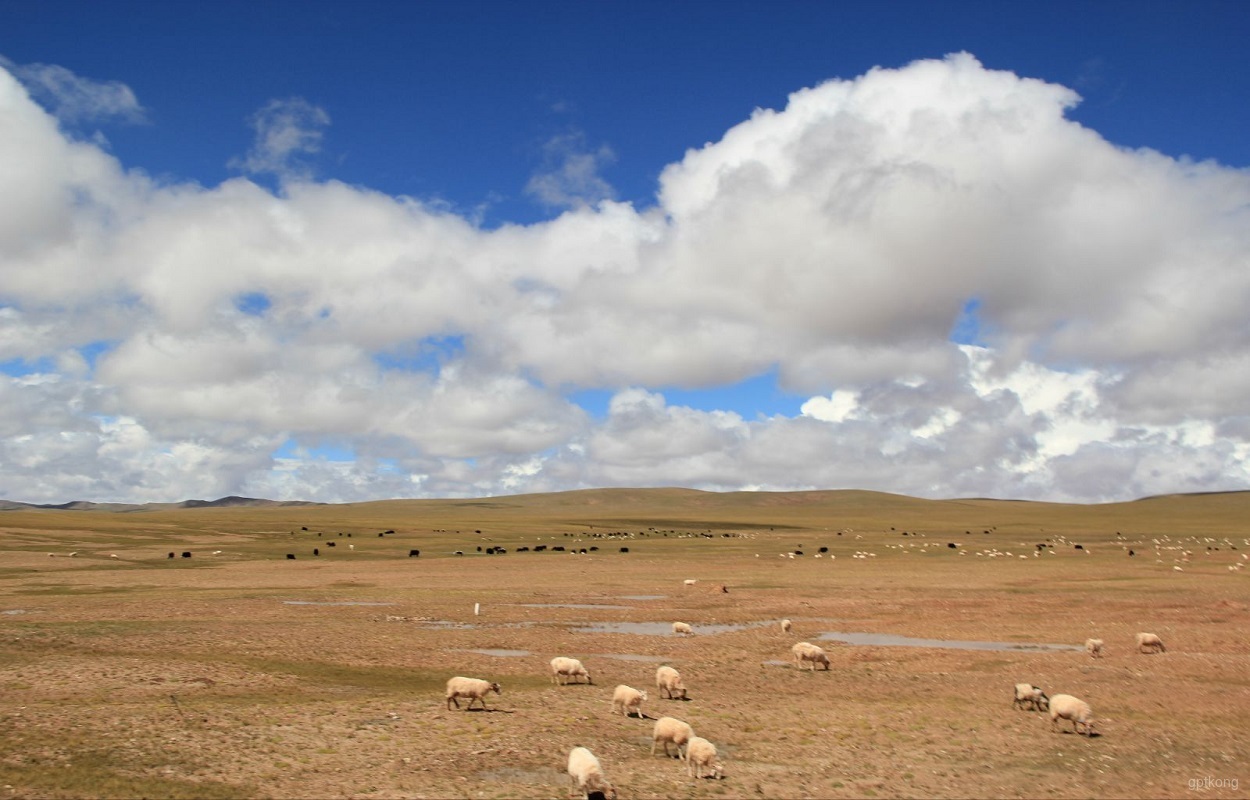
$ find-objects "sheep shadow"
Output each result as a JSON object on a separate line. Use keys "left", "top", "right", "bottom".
{"left": 1056, "top": 729, "right": 1101, "bottom": 738}
{"left": 464, "top": 707, "right": 515, "bottom": 714}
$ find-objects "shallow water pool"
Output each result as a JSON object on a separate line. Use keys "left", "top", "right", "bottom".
{"left": 573, "top": 620, "right": 771, "bottom": 636}
{"left": 818, "top": 630, "right": 1082, "bottom": 652}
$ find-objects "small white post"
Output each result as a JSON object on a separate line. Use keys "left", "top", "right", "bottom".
{"left": 474, "top": 603, "right": 480, "bottom": 616}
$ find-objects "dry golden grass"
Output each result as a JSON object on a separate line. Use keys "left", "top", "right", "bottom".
{"left": 2, "top": 489, "right": 1248, "bottom": 799}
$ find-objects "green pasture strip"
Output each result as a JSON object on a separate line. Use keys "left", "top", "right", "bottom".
{"left": 0, "top": 745, "right": 254, "bottom": 800}
{"left": 229, "top": 656, "right": 448, "bottom": 694}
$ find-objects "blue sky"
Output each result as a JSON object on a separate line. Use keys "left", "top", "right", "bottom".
{"left": 2, "top": 2, "right": 1250, "bottom": 503}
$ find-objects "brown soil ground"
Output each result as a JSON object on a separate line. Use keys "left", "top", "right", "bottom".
{"left": 1, "top": 491, "right": 1247, "bottom": 799}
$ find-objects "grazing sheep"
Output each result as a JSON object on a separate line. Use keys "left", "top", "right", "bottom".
{"left": 1048, "top": 693, "right": 1096, "bottom": 736}
{"left": 683, "top": 579, "right": 697, "bottom": 587}
{"left": 792, "top": 641, "right": 831, "bottom": 671}
{"left": 1136, "top": 632, "right": 1166, "bottom": 653}
{"left": 109, "top": 554, "right": 119, "bottom": 559}
{"left": 610, "top": 684, "right": 647, "bottom": 717}
{"left": 1013, "top": 682, "right": 1050, "bottom": 712}
{"left": 672, "top": 621, "right": 693, "bottom": 636}
{"left": 551, "top": 656, "right": 593, "bottom": 685}
{"left": 1085, "top": 638, "right": 1104, "bottom": 659}
{"left": 684, "top": 736, "right": 724, "bottom": 779}
{"left": 652, "top": 716, "right": 695, "bottom": 758}
{"left": 781, "top": 618, "right": 793, "bottom": 634}
{"left": 567, "top": 746, "right": 617, "bottom": 800}
{"left": 444, "top": 676, "right": 502, "bottom": 710}
{"left": 655, "top": 665, "right": 688, "bottom": 700}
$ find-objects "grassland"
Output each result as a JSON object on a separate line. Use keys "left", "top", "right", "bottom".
{"left": 1, "top": 488, "right": 1248, "bottom": 799}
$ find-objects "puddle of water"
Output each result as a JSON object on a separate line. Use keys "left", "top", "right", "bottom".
{"left": 619, "top": 595, "right": 667, "bottom": 601}
{"left": 592, "top": 653, "right": 670, "bottom": 663}
{"left": 283, "top": 600, "right": 394, "bottom": 606}
{"left": 515, "top": 603, "right": 630, "bottom": 610}
{"left": 818, "top": 631, "right": 1082, "bottom": 652}
{"left": 573, "top": 620, "right": 770, "bottom": 636}
{"left": 460, "top": 648, "right": 532, "bottom": 657}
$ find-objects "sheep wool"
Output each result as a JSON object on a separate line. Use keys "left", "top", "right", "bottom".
{"left": 1048, "top": 693, "right": 1096, "bottom": 736}
{"left": 610, "top": 684, "right": 647, "bottom": 717}
{"left": 444, "top": 676, "right": 501, "bottom": 711}
{"left": 1136, "top": 632, "right": 1166, "bottom": 654}
{"left": 792, "top": 641, "right": 831, "bottom": 671}
{"left": 1012, "top": 682, "right": 1049, "bottom": 712}
{"left": 655, "top": 665, "right": 688, "bottom": 700}
{"left": 684, "top": 736, "right": 724, "bottom": 779}
{"left": 567, "top": 746, "right": 617, "bottom": 800}
{"left": 652, "top": 716, "right": 696, "bottom": 758}
{"left": 551, "top": 656, "right": 593, "bottom": 685}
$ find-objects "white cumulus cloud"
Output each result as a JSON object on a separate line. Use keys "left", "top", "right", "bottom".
{"left": 2, "top": 53, "right": 1249, "bottom": 504}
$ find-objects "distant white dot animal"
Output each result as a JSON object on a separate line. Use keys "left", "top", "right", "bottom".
{"left": 1136, "top": 632, "right": 1166, "bottom": 654}
{"left": 567, "top": 746, "right": 618, "bottom": 800}
{"left": 791, "top": 641, "right": 830, "bottom": 671}
{"left": 651, "top": 715, "right": 695, "bottom": 758}
{"left": 683, "top": 579, "right": 697, "bottom": 586}
{"left": 684, "top": 736, "right": 725, "bottom": 779}
{"left": 1085, "top": 638, "right": 1104, "bottom": 659}
{"left": 1048, "top": 693, "right": 1096, "bottom": 736}
{"left": 655, "top": 665, "right": 688, "bottom": 700}
{"left": 671, "top": 621, "right": 693, "bottom": 636}
{"left": 551, "top": 656, "right": 593, "bottom": 685}
{"left": 1013, "top": 682, "right": 1049, "bottom": 712}
{"left": 444, "top": 676, "right": 501, "bottom": 710}
{"left": 781, "top": 619, "right": 793, "bottom": 634}
{"left": 109, "top": 554, "right": 119, "bottom": 559}
{"left": 610, "top": 684, "right": 647, "bottom": 717}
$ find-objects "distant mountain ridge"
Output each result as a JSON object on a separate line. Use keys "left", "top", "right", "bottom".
{"left": 0, "top": 495, "right": 323, "bottom": 512}
{"left": 1, "top": 488, "right": 1248, "bottom": 514}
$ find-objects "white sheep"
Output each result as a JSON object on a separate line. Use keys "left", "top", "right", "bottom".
{"left": 1084, "top": 638, "right": 1104, "bottom": 658}
{"left": 1048, "top": 693, "right": 1096, "bottom": 736}
{"left": 792, "top": 641, "right": 830, "bottom": 671}
{"left": 671, "top": 621, "right": 693, "bottom": 636}
{"left": 1136, "top": 632, "right": 1166, "bottom": 654}
{"left": 652, "top": 715, "right": 695, "bottom": 758}
{"left": 1012, "top": 682, "right": 1049, "bottom": 712}
{"left": 655, "top": 665, "right": 688, "bottom": 700}
{"left": 444, "top": 676, "right": 502, "bottom": 710}
{"left": 610, "top": 684, "right": 647, "bottom": 717}
{"left": 684, "top": 736, "right": 724, "bottom": 779}
{"left": 683, "top": 579, "right": 697, "bottom": 586}
{"left": 551, "top": 656, "right": 593, "bottom": 685}
{"left": 567, "top": 746, "right": 617, "bottom": 800}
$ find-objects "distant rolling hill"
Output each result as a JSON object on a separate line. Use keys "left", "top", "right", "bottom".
{"left": 0, "top": 495, "right": 323, "bottom": 512}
